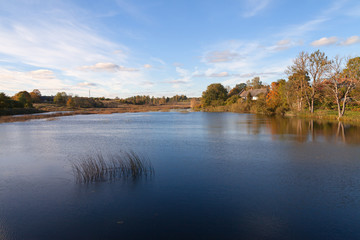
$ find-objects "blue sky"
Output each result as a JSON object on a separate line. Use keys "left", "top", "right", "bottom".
{"left": 0, "top": 0, "right": 359, "bottom": 98}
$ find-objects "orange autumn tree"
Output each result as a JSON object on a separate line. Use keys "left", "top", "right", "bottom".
{"left": 66, "top": 97, "right": 75, "bottom": 108}
{"left": 13, "top": 91, "right": 33, "bottom": 108}
{"left": 266, "top": 82, "right": 280, "bottom": 110}
{"left": 266, "top": 79, "right": 288, "bottom": 114}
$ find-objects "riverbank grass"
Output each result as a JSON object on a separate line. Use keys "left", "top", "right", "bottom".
{"left": 287, "top": 110, "right": 360, "bottom": 122}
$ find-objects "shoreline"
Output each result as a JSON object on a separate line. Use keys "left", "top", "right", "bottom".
{"left": 3, "top": 104, "right": 360, "bottom": 125}
{"left": 283, "top": 110, "right": 360, "bottom": 124}
{"left": 199, "top": 106, "right": 360, "bottom": 125}
{"left": 0, "top": 103, "right": 190, "bottom": 123}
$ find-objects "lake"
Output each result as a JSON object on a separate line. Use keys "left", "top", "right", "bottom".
{"left": 0, "top": 112, "right": 360, "bottom": 239}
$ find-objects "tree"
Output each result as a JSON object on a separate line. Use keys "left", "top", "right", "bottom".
{"left": 286, "top": 69, "right": 311, "bottom": 112}
{"left": 13, "top": 91, "right": 33, "bottom": 108}
{"left": 66, "top": 97, "right": 75, "bottom": 108}
{"left": 286, "top": 52, "right": 311, "bottom": 112}
{"left": 159, "top": 96, "right": 166, "bottom": 105}
{"left": 201, "top": 83, "right": 228, "bottom": 107}
{"left": 246, "top": 77, "right": 263, "bottom": 89}
{"left": 30, "top": 89, "right": 41, "bottom": 103}
{"left": 228, "top": 83, "right": 246, "bottom": 97}
{"left": 328, "top": 56, "right": 360, "bottom": 118}
{"left": 267, "top": 81, "right": 281, "bottom": 109}
{"left": 0, "top": 92, "right": 12, "bottom": 108}
{"left": 286, "top": 50, "right": 330, "bottom": 113}
{"left": 307, "top": 50, "right": 331, "bottom": 113}
{"left": 266, "top": 79, "right": 288, "bottom": 114}
{"left": 54, "top": 92, "right": 68, "bottom": 105}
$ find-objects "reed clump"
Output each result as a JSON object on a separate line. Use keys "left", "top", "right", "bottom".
{"left": 72, "top": 151, "right": 154, "bottom": 183}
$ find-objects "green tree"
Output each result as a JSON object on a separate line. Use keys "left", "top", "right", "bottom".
{"left": 13, "top": 91, "right": 33, "bottom": 108}
{"left": 201, "top": 83, "right": 228, "bottom": 107}
{"left": 0, "top": 92, "right": 11, "bottom": 108}
{"left": 246, "top": 77, "right": 263, "bottom": 89}
{"left": 228, "top": 83, "right": 247, "bottom": 97}
{"left": 54, "top": 92, "right": 68, "bottom": 105}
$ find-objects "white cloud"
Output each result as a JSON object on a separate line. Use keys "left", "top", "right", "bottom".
{"left": 162, "top": 67, "right": 197, "bottom": 88}
{"left": 0, "top": 20, "right": 127, "bottom": 70}
{"left": 197, "top": 38, "right": 292, "bottom": 88}
{"left": 193, "top": 71, "right": 229, "bottom": 78}
{"left": 143, "top": 64, "right": 152, "bottom": 68}
{"left": 243, "top": 0, "right": 271, "bottom": 18}
{"left": 279, "top": 18, "right": 328, "bottom": 39}
{"left": 78, "top": 82, "right": 97, "bottom": 87}
{"left": 164, "top": 79, "right": 189, "bottom": 84}
{"left": 200, "top": 41, "right": 263, "bottom": 76}
{"left": 311, "top": 36, "right": 338, "bottom": 46}
{"left": 79, "top": 62, "right": 138, "bottom": 72}
{"left": 80, "top": 62, "right": 119, "bottom": 72}
{"left": 29, "top": 69, "right": 56, "bottom": 79}
{"left": 175, "top": 67, "right": 189, "bottom": 77}
{"left": 150, "top": 57, "right": 166, "bottom": 65}
{"left": 205, "top": 50, "right": 241, "bottom": 63}
{"left": 0, "top": 68, "right": 68, "bottom": 95}
{"left": 341, "top": 36, "right": 360, "bottom": 46}
{"left": 0, "top": 1, "right": 140, "bottom": 97}
{"left": 267, "top": 39, "right": 298, "bottom": 51}
{"left": 276, "top": 39, "right": 291, "bottom": 46}
{"left": 209, "top": 72, "right": 229, "bottom": 77}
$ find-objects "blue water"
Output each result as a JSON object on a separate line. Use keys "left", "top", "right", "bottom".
{"left": 0, "top": 112, "right": 360, "bottom": 239}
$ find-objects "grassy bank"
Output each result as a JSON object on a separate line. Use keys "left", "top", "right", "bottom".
{"left": 198, "top": 101, "right": 360, "bottom": 123}
{"left": 286, "top": 110, "right": 360, "bottom": 123}
{"left": 0, "top": 108, "right": 44, "bottom": 116}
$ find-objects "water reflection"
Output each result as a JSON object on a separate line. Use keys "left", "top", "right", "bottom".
{"left": 259, "top": 116, "right": 360, "bottom": 145}
{"left": 202, "top": 113, "right": 360, "bottom": 145}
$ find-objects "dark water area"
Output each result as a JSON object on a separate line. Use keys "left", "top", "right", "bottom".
{"left": 0, "top": 112, "right": 360, "bottom": 239}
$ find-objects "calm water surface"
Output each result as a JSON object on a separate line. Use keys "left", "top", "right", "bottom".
{"left": 0, "top": 112, "right": 360, "bottom": 239}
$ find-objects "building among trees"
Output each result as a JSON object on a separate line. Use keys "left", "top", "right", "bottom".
{"left": 239, "top": 88, "right": 269, "bottom": 100}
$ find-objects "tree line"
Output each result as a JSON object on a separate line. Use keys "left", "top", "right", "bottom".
{"left": 0, "top": 89, "right": 41, "bottom": 109}
{"left": 120, "top": 95, "right": 188, "bottom": 105}
{"left": 200, "top": 50, "right": 360, "bottom": 119}
{"left": 1, "top": 89, "right": 190, "bottom": 110}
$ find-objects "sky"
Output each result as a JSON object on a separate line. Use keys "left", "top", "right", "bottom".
{"left": 0, "top": 0, "right": 359, "bottom": 98}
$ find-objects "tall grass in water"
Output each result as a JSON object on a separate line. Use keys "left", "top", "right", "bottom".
{"left": 72, "top": 151, "right": 154, "bottom": 183}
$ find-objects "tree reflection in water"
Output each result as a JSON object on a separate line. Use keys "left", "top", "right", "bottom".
{"left": 259, "top": 116, "right": 360, "bottom": 145}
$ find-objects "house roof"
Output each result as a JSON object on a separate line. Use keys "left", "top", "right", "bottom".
{"left": 239, "top": 88, "right": 269, "bottom": 97}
